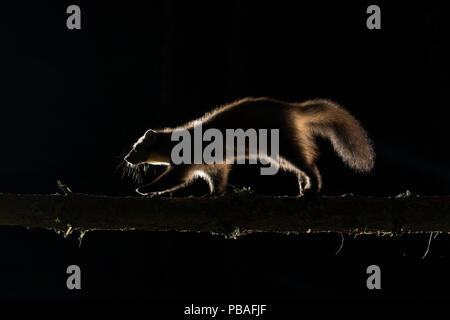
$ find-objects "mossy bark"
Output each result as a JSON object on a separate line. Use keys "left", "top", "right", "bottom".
{"left": 0, "top": 192, "right": 449, "bottom": 237}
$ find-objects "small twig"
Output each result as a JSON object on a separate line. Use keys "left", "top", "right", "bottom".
{"left": 56, "top": 180, "right": 73, "bottom": 195}
{"left": 78, "top": 231, "right": 87, "bottom": 248}
{"left": 422, "top": 232, "right": 435, "bottom": 259}
{"left": 335, "top": 232, "right": 345, "bottom": 255}
{"left": 64, "top": 225, "right": 73, "bottom": 238}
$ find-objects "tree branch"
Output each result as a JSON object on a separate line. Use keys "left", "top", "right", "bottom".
{"left": 0, "top": 192, "right": 449, "bottom": 237}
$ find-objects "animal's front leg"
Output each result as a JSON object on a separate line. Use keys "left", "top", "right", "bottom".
{"left": 135, "top": 165, "right": 190, "bottom": 196}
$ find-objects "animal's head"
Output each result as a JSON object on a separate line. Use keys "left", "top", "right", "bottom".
{"left": 124, "top": 129, "right": 170, "bottom": 165}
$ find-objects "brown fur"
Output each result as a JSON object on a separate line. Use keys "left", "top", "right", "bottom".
{"left": 124, "top": 97, "right": 375, "bottom": 196}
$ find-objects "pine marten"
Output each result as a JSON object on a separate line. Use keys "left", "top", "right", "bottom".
{"left": 123, "top": 97, "right": 375, "bottom": 197}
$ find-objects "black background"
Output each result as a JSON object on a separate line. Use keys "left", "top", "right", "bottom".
{"left": 0, "top": 0, "right": 449, "bottom": 304}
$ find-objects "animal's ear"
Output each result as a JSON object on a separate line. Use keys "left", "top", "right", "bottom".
{"left": 144, "top": 129, "right": 157, "bottom": 143}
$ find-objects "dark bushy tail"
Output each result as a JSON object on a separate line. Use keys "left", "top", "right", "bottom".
{"left": 296, "top": 99, "right": 375, "bottom": 172}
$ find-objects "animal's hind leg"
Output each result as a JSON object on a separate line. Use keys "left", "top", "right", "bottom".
{"left": 279, "top": 139, "right": 322, "bottom": 195}
{"left": 301, "top": 164, "right": 322, "bottom": 195}
{"left": 297, "top": 171, "right": 309, "bottom": 195}
{"left": 290, "top": 163, "right": 321, "bottom": 196}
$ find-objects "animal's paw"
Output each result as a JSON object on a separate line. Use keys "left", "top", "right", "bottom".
{"left": 146, "top": 192, "right": 161, "bottom": 198}
{"left": 135, "top": 188, "right": 160, "bottom": 198}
